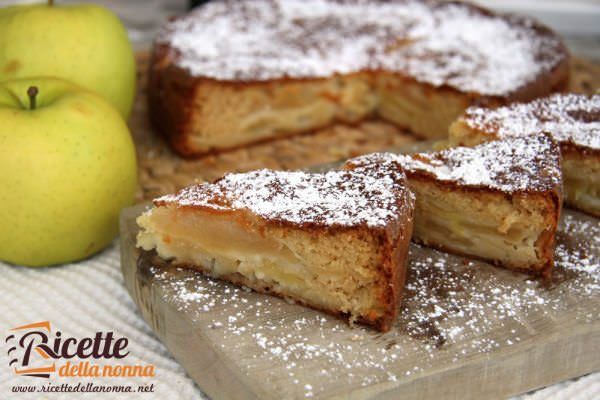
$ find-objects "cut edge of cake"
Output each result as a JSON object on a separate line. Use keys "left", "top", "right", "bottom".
{"left": 344, "top": 134, "right": 563, "bottom": 278}
{"left": 449, "top": 94, "right": 599, "bottom": 217}
{"left": 136, "top": 166, "right": 415, "bottom": 331}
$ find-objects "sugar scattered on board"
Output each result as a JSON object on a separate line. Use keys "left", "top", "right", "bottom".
{"left": 142, "top": 209, "right": 599, "bottom": 397}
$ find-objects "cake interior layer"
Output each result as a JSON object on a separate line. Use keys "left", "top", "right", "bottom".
{"left": 137, "top": 206, "right": 389, "bottom": 322}
{"left": 408, "top": 178, "right": 555, "bottom": 273}
{"left": 185, "top": 73, "right": 471, "bottom": 152}
{"left": 447, "top": 121, "right": 494, "bottom": 148}
{"left": 563, "top": 151, "right": 600, "bottom": 217}
{"left": 448, "top": 123, "right": 599, "bottom": 217}
{"left": 376, "top": 73, "right": 470, "bottom": 140}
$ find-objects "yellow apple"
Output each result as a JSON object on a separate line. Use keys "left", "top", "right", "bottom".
{"left": 0, "top": 1, "right": 136, "bottom": 118}
{"left": 0, "top": 77, "right": 138, "bottom": 267}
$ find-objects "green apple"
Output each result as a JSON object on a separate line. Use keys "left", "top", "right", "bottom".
{"left": 0, "top": 77, "right": 138, "bottom": 267}
{"left": 0, "top": 1, "right": 136, "bottom": 118}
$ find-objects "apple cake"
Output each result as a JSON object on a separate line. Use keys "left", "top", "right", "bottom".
{"left": 344, "top": 134, "right": 563, "bottom": 277}
{"left": 450, "top": 93, "right": 599, "bottom": 217}
{"left": 149, "top": 0, "right": 569, "bottom": 156}
{"left": 136, "top": 163, "right": 415, "bottom": 331}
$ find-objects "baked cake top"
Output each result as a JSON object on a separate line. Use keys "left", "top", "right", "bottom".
{"left": 155, "top": 164, "right": 415, "bottom": 230}
{"left": 156, "top": 0, "right": 566, "bottom": 97}
{"left": 346, "top": 134, "right": 562, "bottom": 193}
{"left": 459, "top": 94, "right": 600, "bottom": 151}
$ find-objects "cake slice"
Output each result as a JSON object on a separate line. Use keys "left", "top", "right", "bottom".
{"left": 136, "top": 165, "right": 415, "bottom": 331}
{"left": 449, "top": 94, "right": 599, "bottom": 216}
{"left": 344, "top": 134, "right": 562, "bottom": 277}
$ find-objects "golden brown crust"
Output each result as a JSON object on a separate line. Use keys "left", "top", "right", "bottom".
{"left": 560, "top": 142, "right": 600, "bottom": 159}
{"left": 148, "top": 0, "right": 570, "bottom": 157}
{"left": 148, "top": 44, "right": 198, "bottom": 157}
{"left": 403, "top": 169, "right": 563, "bottom": 202}
{"left": 449, "top": 94, "right": 598, "bottom": 217}
{"left": 378, "top": 218, "right": 413, "bottom": 331}
{"left": 148, "top": 57, "right": 569, "bottom": 158}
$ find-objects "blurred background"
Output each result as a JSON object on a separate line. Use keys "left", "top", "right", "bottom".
{"left": 0, "top": 0, "right": 599, "bottom": 59}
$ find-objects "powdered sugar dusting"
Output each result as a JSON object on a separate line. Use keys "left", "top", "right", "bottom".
{"left": 462, "top": 94, "right": 600, "bottom": 151}
{"left": 348, "top": 134, "right": 562, "bottom": 193}
{"left": 156, "top": 166, "right": 414, "bottom": 229}
{"left": 136, "top": 209, "right": 598, "bottom": 398}
{"left": 157, "top": 0, "right": 565, "bottom": 96}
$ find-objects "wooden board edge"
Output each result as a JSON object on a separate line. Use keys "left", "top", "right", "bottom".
{"left": 340, "top": 323, "right": 600, "bottom": 400}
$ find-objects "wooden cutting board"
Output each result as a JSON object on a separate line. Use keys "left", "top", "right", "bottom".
{"left": 125, "top": 52, "right": 600, "bottom": 399}
{"left": 120, "top": 202, "right": 599, "bottom": 400}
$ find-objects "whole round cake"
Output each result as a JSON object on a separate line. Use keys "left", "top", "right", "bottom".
{"left": 149, "top": 0, "right": 569, "bottom": 156}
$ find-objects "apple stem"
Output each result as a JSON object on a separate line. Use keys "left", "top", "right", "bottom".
{"left": 48, "top": 0, "right": 54, "bottom": 6}
{"left": 27, "top": 86, "right": 39, "bottom": 110}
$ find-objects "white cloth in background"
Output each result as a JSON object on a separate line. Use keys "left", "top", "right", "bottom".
{"left": 0, "top": 243, "right": 205, "bottom": 400}
{"left": 0, "top": 243, "right": 597, "bottom": 400}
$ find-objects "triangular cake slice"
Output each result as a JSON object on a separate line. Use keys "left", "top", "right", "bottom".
{"left": 450, "top": 93, "right": 599, "bottom": 216}
{"left": 137, "top": 165, "right": 415, "bottom": 331}
{"left": 344, "top": 134, "right": 562, "bottom": 277}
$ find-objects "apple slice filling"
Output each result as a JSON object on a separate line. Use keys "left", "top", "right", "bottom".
{"left": 409, "top": 180, "right": 552, "bottom": 270}
{"left": 188, "top": 76, "right": 377, "bottom": 151}
{"left": 562, "top": 156, "right": 600, "bottom": 216}
{"left": 137, "top": 206, "right": 387, "bottom": 321}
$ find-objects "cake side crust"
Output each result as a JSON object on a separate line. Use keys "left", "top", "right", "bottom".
{"left": 148, "top": 47, "right": 568, "bottom": 156}
{"left": 148, "top": 0, "right": 570, "bottom": 156}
